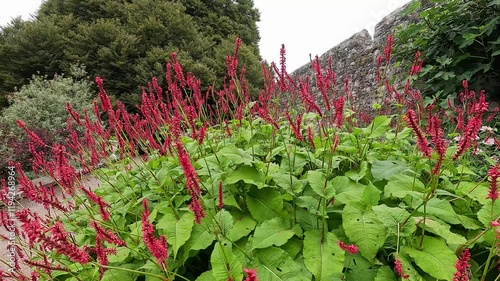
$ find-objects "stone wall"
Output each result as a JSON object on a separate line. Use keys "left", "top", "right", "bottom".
{"left": 292, "top": 2, "right": 418, "bottom": 114}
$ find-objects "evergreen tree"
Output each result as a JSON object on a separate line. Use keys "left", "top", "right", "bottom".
{"left": 0, "top": 0, "right": 263, "bottom": 110}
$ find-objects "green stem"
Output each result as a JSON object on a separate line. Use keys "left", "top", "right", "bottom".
{"left": 480, "top": 246, "right": 497, "bottom": 281}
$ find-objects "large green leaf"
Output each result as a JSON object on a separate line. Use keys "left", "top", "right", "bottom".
{"left": 303, "top": 230, "right": 344, "bottom": 280}
{"left": 372, "top": 204, "right": 416, "bottom": 237}
{"left": 413, "top": 198, "right": 461, "bottom": 225}
{"left": 183, "top": 216, "right": 214, "bottom": 251}
{"left": 371, "top": 160, "right": 410, "bottom": 182}
{"left": 383, "top": 174, "right": 425, "bottom": 199}
{"left": 477, "top": 200, "right": 500, "bottom": 227}
{"left": 402, "top": 237, "right": 457, "bottom": 280}
{"left": 250, "top": 217, "right": 294, "bottom": 250}
{"left": 456, "top": 181, "right": 489, "bottom": 205}
{"left": 211, "top": 241, "right": 243, "bottom": 281}
{"left": 225, "top": 165, "right": 265, "bottom": 188}
{"left": 271, "top": 173, "right": 304, "bottom": 194}
{"left": 331, "top": 176, "right": 366, "bottom": 205}
{"left": 306, "top": 170, "right": 335, "bottom": 199}
{"left": 374, "top": 266, "right": 397, "bottom": 281}
{"left": 101, "top": 263, "right": 140, "bottom": 281}
{"left": 156, "top": 212, "right": 194, "bottom": 259}
{"left": 246, "top": 187, "right": 286, "bottom": 223}
{"left": 342, "top": 204, "right": 386, "bottom": 261}
{"left": 227, "top": 215, "right": 256, "bottom": 242}
{"left": 196, "top": 271, "right": 216, "bottom": 281}
{"left": 217, "top": 144, "right": 254, "bottom": 166}
{"left": 362, "top": 115, "right": 392, "bottom": 139}
{"left": 280, "top": 150, "right": 309, "bottom": 176}
{"left": 254, "top": 247, "right": 310, "bottom": 281}
{"left": 214, "top": 209, "right": 234, "bottom": 237}
{"left": 362, "top": 182, "right": 381, "bottom": 207}
{"left": 415, "top": 217, "right": 466, "bottom": 245}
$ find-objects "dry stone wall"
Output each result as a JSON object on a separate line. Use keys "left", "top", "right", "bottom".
{"left": 292, "top": 1, "right": 418, "bottom": 115}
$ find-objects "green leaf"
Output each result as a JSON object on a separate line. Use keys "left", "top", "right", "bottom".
{"left": 196, "top": 271, "right": 216, "bottom": 281}
{"left": 250, "top": 217, "right": 294, "bottom": 250}
{"left": 402, "top": 237, "right": 456, "bottom": 280}
{"left": 184, "top": 216, "right": 214, "bottom": 251}
{"left": 477, "top": 200, "right": 500, "bottom": 227}
{"left": 101, "top": 263, "right": 139, "bottom": 281}
{"left": 307, "top": 170, "right": 335, "bottom": 199}
{"left": 345, "top": 161, "right": 368, "bottom": 182}
{"left": 227, "top": 215, "right": 256, "bottom": 241}
{"left": 107, "top": 247, "right": 131, "bottom": 263}
{"left": 280, "top": 150, "right": 309, "bottom": 175}
{"left": 215, "top": 209, "right": 234, "bottom": 237}
{"left": 415, "top": 217, "right": 466, "bottom": 245}
{"left": 303, "top": 230, "right": 344, "bottom": 280}
{"left": 372, "top": 204, "right": 416, "bottom": 237}
{"left": 362, "top": 115, "right": 392, "bottom": 139}
{"left": 246, "top": 187, "right": 285, "bottom": 223}
{"left": 374, "top": 266, "right": 397, "bottom": 281}
{"left": 362, "top": 182, "right": 381, "bottom": 207}
{"left": 156, "top": 212, "right": 194, "bottom": 259}
{"left": 331, "top": 176, "right": 366, "bottom": 205}
{"left": 371, "top": 160, "right": 410, "bottom": 182}
{"left": 414, "top": 198, "right": 461, "bottom": 225}
{"left": 211, "top": 241, "right": 243, "bottom": 281}
{"left": 398, "top": 255, "right": 424, "bottom": 281}
{"left": 271, "top": 173, "right": 304, "bottom": 194}
{"left": 456, "top": 181, "right": 490, "bottom": 205}
{"left": 254, "top": 247, "right": 310, "bottom": 281}
{"left": 384, "top": 175, "right": 425, "bottom": 199}
{"left": 225, "top": 165, "right": 265, "bottom": 188}
{"left": 342, "top": 204, "right": 386, "bottom": 260}
{"left": 218, "top": 144, "right": 254, "bottom": 166}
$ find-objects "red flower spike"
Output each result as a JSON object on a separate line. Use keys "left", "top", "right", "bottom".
{"left": 403, "top": 109, "right": 432, "bottom": 158}
{"left": 217, "top": 181, "right": 224, "bottom": 209}
{"left": 81, "top": 188, "right": 111, "bottom": 221}
{"left": 142, "top": 199, "right": 168, "bottom": 266}
{"left": 333, "top": 96, "right": 344, "bottom": 128}
{"left": 90, "top": 221, "right": 126, "bottom": 246}
{"left": 175, "top": 140, "right": 206, "bottom": 223}
{"left": 244, "top": 268, "right": 258, "bottom": 281}
{"left": 394, "top": 256, "right": 409, "bottom": 279}
{"left": 16, "top": 120, "right": 46, "bottom": 147}
{"left": 487, "top": 166, "right": 499, "bottom": 201}
{"left": 453, "top": 249, "right": 471, "bottom": 281}
{"left": 337, "top": 240, "right": 358, "bottom": 254}
{"left": 307, "top": 127, "right": 315, "bottom": 150}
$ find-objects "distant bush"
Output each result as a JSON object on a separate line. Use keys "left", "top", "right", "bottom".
{"left": 0, "top": 65, "right": 94, "bottom": 176}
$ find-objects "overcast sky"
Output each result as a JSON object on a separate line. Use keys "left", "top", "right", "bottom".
{"left": 0, "top": 0, "right": 411, "bottom": 71}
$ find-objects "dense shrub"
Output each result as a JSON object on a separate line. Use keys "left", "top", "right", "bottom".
{"left": 0, "top": 66, "right": 93, "bottom": 177}
{"left": 395, "top": 0, "right": 500, "bottom": 107}
{"left": 1, "top": 38, "right": 499, "bottom": 281}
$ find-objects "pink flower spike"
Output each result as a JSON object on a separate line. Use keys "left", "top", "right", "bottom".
{"left": 486, "top": 166, "right": 499, "bottom": 201}
{"left": 337, "top": 240, "right": 358, "bottom": 254}
{"left": 453, "top": 249, "right": 471, "bottom": 281}
{"left": 244, "top": 268, "right": 258, "bottom": 281}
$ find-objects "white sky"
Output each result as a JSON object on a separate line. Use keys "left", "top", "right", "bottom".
{"left": 0, "top": 0, "right": 411, "bottom": 71}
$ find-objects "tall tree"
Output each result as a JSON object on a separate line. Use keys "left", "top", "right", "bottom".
{"left": 0, "top": 0, "right": 263, "bottom": 110}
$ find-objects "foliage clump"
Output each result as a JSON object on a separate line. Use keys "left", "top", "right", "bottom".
{"left": 0, "top": 66, "right": 93, "bottom": 177}
{"left": 395, "top": 0, "right": 500, "bottom": 107}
